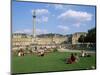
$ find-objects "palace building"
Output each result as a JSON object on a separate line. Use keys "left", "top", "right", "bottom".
{"left": 12, "top": 33, "right": 68, "bottom": 51}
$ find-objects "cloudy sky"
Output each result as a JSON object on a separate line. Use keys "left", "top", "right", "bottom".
{"left": 12, "top": 1, "right": 96, "bottom": 35}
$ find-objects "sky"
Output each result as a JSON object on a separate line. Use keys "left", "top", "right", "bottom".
{"left": 12, "top": 1, "right": 96, "bottom": 35}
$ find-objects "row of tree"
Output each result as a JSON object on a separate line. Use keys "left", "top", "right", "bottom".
{"left": 78, "top": 27, "right": 96, "bottom": 43}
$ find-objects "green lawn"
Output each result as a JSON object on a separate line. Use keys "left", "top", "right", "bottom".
{"left": 11, "top": 52, "right": 96, "bottom": 74}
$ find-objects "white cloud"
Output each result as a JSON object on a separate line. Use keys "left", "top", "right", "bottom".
{"left": 58, "top": 25, "right": 69, "bottom": 32}
{"left": 36, "top": 29, "right": 48, "bottom": 34}
{"left": 14, "top": 28, "right": 48, "bottom": 35}
{"left": 32, "top": 9, "right": 49, "bottom": 16}
{"left": 52, "top": 14, "right": 55, "bottom": 17}
{"left": 14, "top": 29, "right": 32, "bottom": 34}
{"left": 58, "top": 9, "right": 93, "bottom": 27}
{"left": 54, "top": 4, "right": 64, "bottom": 10}
{"left": 36, "top": 16, "right": 48, "bottom": 23}
{"left": 36, "top": 18, "right": 41, "bottom": 23}
{"left": 42, "top": 16, "right": 48, "bottom": 22}
{"left": 73, "top": 23, "right": 81, "bottom": 28}
{"left": 58, "top": 9, "right": 92, "bottom": 21}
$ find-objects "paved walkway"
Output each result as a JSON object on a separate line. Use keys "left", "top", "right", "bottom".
{"left": 58, "top": 48, "right": 96, "bottom": 53}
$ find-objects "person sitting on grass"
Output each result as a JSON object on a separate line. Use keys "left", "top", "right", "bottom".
{"left": 81, "top": 50, "right": 85, "bottom": 57}
{"left": 18, "top": 48, "right": 24, "bottom": 56}
{"left": 38, "top": 47, "right": 45, "bottom": 56}
{"left": 40, "top": 50, "right": 44, "bottom": 56}
{"left": 67, "top": 57, "right": 73, "bottom": 64}
{"left": 74, "top": 53, "right": 79, "bottom": 62}
{"left": 71, "top": 53, "right": 76, "bottom": 62}
{"left": 18, "top": 50, "right": 21, "bottom": 56}
{"left": 66, "top": 53, "right": 76, "bottom": 64}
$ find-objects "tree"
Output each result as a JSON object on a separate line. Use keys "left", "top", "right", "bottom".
{"left": 85, "top": 27, "right": 96, "bottom": 43}
{"left": 78, "top": 35, "right": 85, "bottom": 43}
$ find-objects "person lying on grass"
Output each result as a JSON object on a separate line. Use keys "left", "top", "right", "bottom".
{"left": 80, "top": 50, "right": 91, "bottom": 57}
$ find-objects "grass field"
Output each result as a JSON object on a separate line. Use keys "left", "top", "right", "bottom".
{"left": 11, "top": 52, "right": 96, "bottom": 74}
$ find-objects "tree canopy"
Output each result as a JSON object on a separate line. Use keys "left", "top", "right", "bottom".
{"left": 78, "top": 27, "right": 96, "bottom": 43}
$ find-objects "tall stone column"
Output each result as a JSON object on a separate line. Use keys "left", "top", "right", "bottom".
{"left": 32, "top": 10, "right": 36, "bottom": 38}
{"left": 32, "top": 10, "right": 36, "bottom": 43}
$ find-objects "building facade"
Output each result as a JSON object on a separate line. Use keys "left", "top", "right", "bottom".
{"left": 72, "top": 32, "right": 87, "bottom": 44}
{"left": 12, "top": 33, "right": 32, "bottom": 50}
{"left": 12, "top": 33, "right": 68, "bottom": 50}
